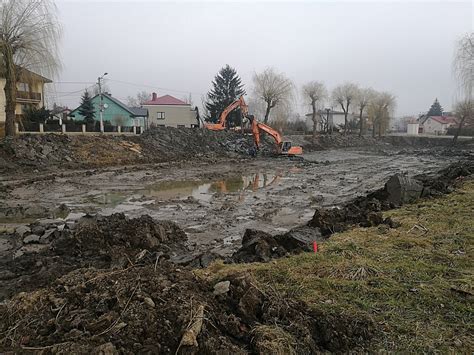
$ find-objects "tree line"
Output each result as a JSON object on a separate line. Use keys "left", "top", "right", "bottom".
{"left": 202, "top": 64, "right": 397, "bottom": 137}
{"left": 0, "top": 0, "right": 471, "bottom": 140}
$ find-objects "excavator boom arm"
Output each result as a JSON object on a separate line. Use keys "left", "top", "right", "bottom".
{"left": 256, "top": 122, "right": 283, "bottom": 145}
{"left": 205, "top": 96, "right": 248, "bottom": 130}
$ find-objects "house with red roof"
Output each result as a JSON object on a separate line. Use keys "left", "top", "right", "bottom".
{"left": 421, "top": 116, "right": 458, "bottom": 135}
{"left": 142, "top": 92, "right": 199, "bottom": 128}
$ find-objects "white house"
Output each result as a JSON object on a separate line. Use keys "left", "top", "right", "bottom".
{"left": 421, "top": 116, "right": 457, "bottom": 135}
{"left": 407, "top": 123, "right": 419, "bottom": 135}
{"left": 142, "top": 93, "right": 198, "bottom": 128}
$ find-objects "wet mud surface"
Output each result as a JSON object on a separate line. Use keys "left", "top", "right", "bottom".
{"left": 1, "top": 148, "right": 458, "bottom": 256}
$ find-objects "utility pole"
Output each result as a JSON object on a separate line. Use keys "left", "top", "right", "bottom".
{"left": 326, "top": 108, "right": 331, "bottom": 134}
{"left": 97, "top": 72, "right": 108, "bottom": 133}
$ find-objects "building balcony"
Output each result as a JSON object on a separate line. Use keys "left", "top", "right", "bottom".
{"left": 16, "top": 91, "right": 42, "bottom": 102}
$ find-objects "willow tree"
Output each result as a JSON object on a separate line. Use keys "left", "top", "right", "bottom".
{"left": 452, "top": 33, "right": 473, "bottom": 144}
{"left": 253, "top": 68, "right": 294, "bottom": 124}
{"left": 0, "top": 0, "right": 61, "bottom": 137}
{"left": 302, "top": 81, "right": 327, "bottom": 137}
{"left": 354, "top": 87, "right": 375, "bottom": 137}
{"left": 453, "top": 32, "right": 474, "bottom": 99}
{"left": 332, "top": 82, "right": 359, "bottom": 134}
{"left": 368, "top": 91, "right": 396, "bottom": 138}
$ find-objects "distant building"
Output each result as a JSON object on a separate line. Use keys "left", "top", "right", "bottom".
{"left": 69, "top": 93, "right": 148, "bottom": 127}
{"left": 0, "top": 68, "right": 52, "bottom": 125}
{"left": 142, "top": 92, "right": 199, "bottom": 128}
{"left": 420, "top": 116, "right": 458, "bottom": 135}
{"left": 305, "top": 110, "right": 354, "bottom": 132}
{"left": 50, "top": 105, "right": 71, "bottom": 124}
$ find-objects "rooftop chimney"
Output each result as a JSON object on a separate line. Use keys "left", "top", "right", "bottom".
{"left": 152, "top": 92, "right": 157, "bottom": 101}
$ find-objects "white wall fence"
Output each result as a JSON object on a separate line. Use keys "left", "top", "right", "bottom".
{"left": 15, "top": 122, "right": 143, "bottom": 135}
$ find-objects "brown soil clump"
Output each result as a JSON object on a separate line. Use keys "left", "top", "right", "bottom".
{"left": 0, "top": 213, "right": 188, "bottom": 301}
{"left": 0, "top": 264, "right": 375, "bottom": 353}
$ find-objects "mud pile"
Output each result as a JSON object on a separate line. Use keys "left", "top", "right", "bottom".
{"left": 0, "top": 213, "right": 188, "bottom": 301}
{"left": 298, "top": 133, "right": 384, "bottom": 151}
{"left": 0, "top": 127, "right": 259, "bottom": 173}
{"left": 0, "top": 262, "right": 374, "bottom": 353}
{"left": 309, "top": 160, "right": 474, "bottom": 236}
{"left": 226, "top": 160, "right": 474, "bottom": 263}
{"left": 139, "top": 126, "right": 257, "bottom": 160}
{"left": 0, "top": 211, "right": 374, "bottom": 353}
{"left": 230, "top": 226, "right": 321, "bottom": 263}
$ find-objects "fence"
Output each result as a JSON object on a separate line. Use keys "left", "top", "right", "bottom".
{"left": 16, "top": 122, "right": 143, "bottom": 135}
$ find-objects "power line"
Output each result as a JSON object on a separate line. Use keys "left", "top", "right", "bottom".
{"left": 54, "top": 81, "right": 96, "bottom": 84}
{"left": 107, "top": 78, "right": 205, "bottom": 96}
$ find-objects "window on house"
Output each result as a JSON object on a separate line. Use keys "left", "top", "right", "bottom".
{"left": 158, "top": 124, "right": 166, "bottom": 127}
{"left": 17, "top": 83, "right": 29, "bottom": 92}
{"left": 157, "top": 112, "right": 165, "bottom": 120}
{"left": 177, "top": 124, "right": 185, "bottom": 128}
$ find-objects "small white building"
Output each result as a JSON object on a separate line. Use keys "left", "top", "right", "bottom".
{"left": 421, "top": 116, "right": 457, "bottom": 135}
{"left": 142, "top": 92, "right": 199, "bottom": 128}
{"left": 407, "top": 123, "right": 419, "bottom": 135}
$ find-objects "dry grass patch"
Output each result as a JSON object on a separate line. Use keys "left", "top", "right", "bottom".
{"left": 200, "top": 179, "right": 474, "bottom": 352}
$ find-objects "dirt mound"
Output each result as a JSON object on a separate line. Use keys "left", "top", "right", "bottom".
{"left": 0, "top": 263, "right": 375, "bottom": 353}
{"left": 0, "top": 213, "right": 188, "bottom": 301}
{"left": 298, "top": 133, "right": 384, "bottom": 151}
{"left": 230, "top": 226, "right": 321, "bottom": 263}
{"left": 309, "top": 160, "right": 474, "bottom": 236}
{"left": 139, "top": 126, "right": 257, "bottom": 160}
{"left": 225, "top": 161, "right": 474, "bottom": 264}
{"left": 0, "top": 127, "right": 258, "bottom": 173}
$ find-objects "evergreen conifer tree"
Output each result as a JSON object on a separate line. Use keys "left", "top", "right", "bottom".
{"left": 78, "top": 90, "right": 95, "bottom": 124}
{"left": 205, "top": 65, "right": 245, "bottom": 126}
{"left": 427, "top": 98, "right": 443, "bottom": 116}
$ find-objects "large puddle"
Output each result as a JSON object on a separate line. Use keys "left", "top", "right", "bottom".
{"left": 86, "top": 172, "right": 282, "bottom": 208}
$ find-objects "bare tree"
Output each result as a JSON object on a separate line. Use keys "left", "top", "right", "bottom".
{"left": 0, "top": 0, "right": 61, "bottom": 136}
{"left": 252, "top": 67, "right": 294, "bottom": 123}
{"left": 368, "top": 91, "right": 396, "bottom": 138}
{"left": 453, "top": 32, "right": 474, "bottom": 100}
{"left": 453, "top": 98, "right": 474, "bottom": 144}
{"left": 302, "top": 81, "right": 327, "bottom": 138}
{"left": 451, "top": 33, "right": 473, "bottom": 144}
{"left": 354, "top": 87, "right": 375, "bottom": 137}
{"left": 126, "top": 91, "right": 150, "bottom": 107}
{"left": 331, "top": 83, "right": 359, "bottom": 134}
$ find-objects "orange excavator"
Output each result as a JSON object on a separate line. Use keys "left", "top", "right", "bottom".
{"left": 204, "top": 96, "right": 248, "bottom": 131}
{"left": 249, "top": 116, "right": 303, "bottom": 156}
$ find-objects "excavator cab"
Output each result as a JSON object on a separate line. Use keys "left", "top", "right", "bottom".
{"left": 279, "top": 141, "right": 303, "bottom": 156}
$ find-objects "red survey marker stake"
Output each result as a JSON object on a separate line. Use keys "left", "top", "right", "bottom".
{"left": 313, "top": 241, "right": 318, "bottom": 253}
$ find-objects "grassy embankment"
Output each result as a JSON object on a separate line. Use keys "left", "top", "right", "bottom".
{"left": 202, "top": 179, "right": 474, "bottom": 352}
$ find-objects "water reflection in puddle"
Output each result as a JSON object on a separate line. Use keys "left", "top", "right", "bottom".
{"left": 141, "top": 172, "right": 280, "bottom": 203}
{"left": 84, "top": 172, "right": 282, "bottom": 208}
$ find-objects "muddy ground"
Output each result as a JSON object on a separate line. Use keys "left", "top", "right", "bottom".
{"left": 1, "top": 147, "right": 466, "bottom": 257}
{"left": 0, "top": 131, "right": 473, "bottom": 353}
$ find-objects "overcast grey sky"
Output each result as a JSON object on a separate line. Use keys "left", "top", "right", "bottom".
{"left": 51, "top": 0, "right": 473, "bottom": 117}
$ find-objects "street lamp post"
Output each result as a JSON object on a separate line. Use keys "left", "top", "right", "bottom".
{"left": 97, "top": 72, "right": 108, "bottom": 133}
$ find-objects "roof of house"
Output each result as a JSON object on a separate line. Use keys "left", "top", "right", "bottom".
{"left": 70, "top": 93, "right": 148, "bottom": 117}
{"left": 428, "top": 116, "right": 457, "bottom": 124}
{"left": 143, "top": 94, "right": 189, "bottom": 106}
{"left": 129, "top": 107, "right": 148, "bottom": 116}
{"left": 18, "top": 67, "right": 52, "bottom": 83}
